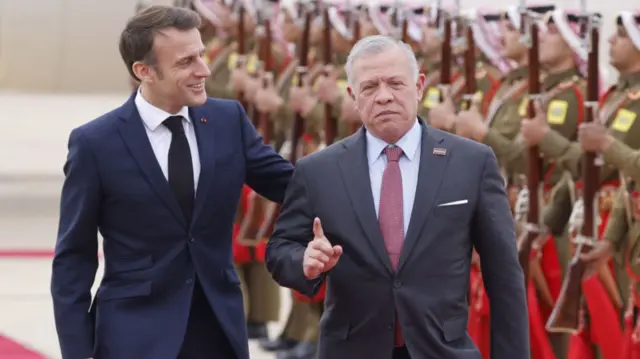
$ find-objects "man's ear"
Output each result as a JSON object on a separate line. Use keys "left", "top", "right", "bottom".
{"left": 347, "top": 86, "right": 355, "bottom": 101}
{"left": 416, "top": 73, "right": 426, "bottom": 99}
{"left": 132, "top": 61, "right": 153, "bottom": 83}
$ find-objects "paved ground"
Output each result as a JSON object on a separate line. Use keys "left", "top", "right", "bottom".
{"left": 0, "top": 92, "right": 289, "bottom": 358}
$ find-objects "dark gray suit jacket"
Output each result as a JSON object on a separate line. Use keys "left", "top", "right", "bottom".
{"left": 266, "top": 122, "right": 529, "bottom": 359}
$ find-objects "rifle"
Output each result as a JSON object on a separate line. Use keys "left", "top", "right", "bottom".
{"left": 254, "top": 2, "right": 314, "bottom": 241}
{"left": 235, "top": 1, "right": 274, "bottom": 247}
{"left": 256, "top": 3, "right": 274, "bottom": 144}
{"left": 459, "top": 8, "right": 476, "bottom": 110}
{"left": 348, "top": 3, "right": 362, "bottom": 135}
{"left": 436, "top": 1, "right": 452, "bottom": 103}
{"left": 321, "top": 4, "right": 338, "bottom": 145}
{"left": 234, "top": 2, "right": 248, "bottom": 110}
{"left": 546, "top": 6, "right": 609, "bottom": 332}
{"left": 515, "top": 0, "right": 543, "bottom": 287}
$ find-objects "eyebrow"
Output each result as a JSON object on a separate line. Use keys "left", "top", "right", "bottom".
{"left": 176, "top": 48, "right": 206, "bottom": 63}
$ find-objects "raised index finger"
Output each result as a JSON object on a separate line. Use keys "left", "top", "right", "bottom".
{"left": 313, "top": 217, "right": 325, "bottom": 238}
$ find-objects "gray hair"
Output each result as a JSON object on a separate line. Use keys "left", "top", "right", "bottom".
{"left": 345, "top": 35, "right": 420, "bottom": 90}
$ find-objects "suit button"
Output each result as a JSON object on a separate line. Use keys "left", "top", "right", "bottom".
{"left": 393, "top": 281, "right": 402, "bottom": 289}
{"left": 387, "top": 324, "right": 394, "bottom": 331}
{"left": 189, "top": 237, "right": 195, "bottom": 242}
{"left": 186, "top": 278, "right": 193, "bottom": 285}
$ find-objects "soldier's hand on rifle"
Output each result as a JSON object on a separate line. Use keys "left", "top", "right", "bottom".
{"left": 578, "top": 122, "right": 614, "bottom": 152}
{"left": 315, "top": 65, "right": 341, "bottom": 104}
{"left": 340, "top": 96, "right": 360, "bottom": 124}
{"left": 229, "top": 67, "right": 250, "bottom": 92}
{"left": 520, "top": 100, "right": 549, "bottom": 146}
{"left": 289, "top": 79, "right": 317, "bottom": 116}
{"left": 243, "top": 75, "right": 262, "bottom": 103}
{"left": 255, "top": 71, "right": 283, "bottom": 113}
{"left": 428, "top": 86, "right": 456, "bottom": 130}
{"left": 303, "top": 217, "right": 343, "bottom": 279}
{"left": 579, "top": 240, "right": 613, "bottom": 269}
{"left": 456, "top": 93, "right": 487, "bottom": 141}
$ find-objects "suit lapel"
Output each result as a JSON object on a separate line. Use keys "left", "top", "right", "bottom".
{"left": 190, "top": 107, "right": 216, "bottom": 225}
{"left": 117, "top": 94, "right": 187, "bottom": 228}
{"left": 338, "top": 129, "right": 394, "bottom": 275}
{"left": 397, "top": 124, "right": 450, "bottom": 273}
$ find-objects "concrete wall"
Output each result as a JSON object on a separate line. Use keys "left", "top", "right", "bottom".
{"left": 0, "top": 0, "right": 633, "bottom": 94}
{"left": 0, "top": 0, "right": 173, "bottom": 94}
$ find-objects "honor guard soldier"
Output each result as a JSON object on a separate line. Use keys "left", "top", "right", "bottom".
{"left": 599, "top": 179, "right": 640, "bottom": 359}
{"left": 228, "top": 0, "right": 296, "bottom": 343}
{"left": 448, "top": 7, "right": 520, "bottom": 358}
{"left": 282, "top": 4, "right": 356, "bottom": 357}
{"left": 559, "top": 9, "right": 640, "bottom": 359}
{"left": 255, "top": 0, "right": 326, "bottom": 354}
{"left": 456, "top": 5, "right": 554, "bottom": 210}
{"left": 577, "top": 10, "right": 640, "bottom": 181}
{"left": 202, "top": 0, "right": 249, "bottom": 101}
{"left": 417, "top": 3, "right": 464, "bottom": 128}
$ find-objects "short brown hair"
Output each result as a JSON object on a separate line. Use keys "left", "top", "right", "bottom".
{"left": 119, "top": 5, "right": 201, "bottom": 81}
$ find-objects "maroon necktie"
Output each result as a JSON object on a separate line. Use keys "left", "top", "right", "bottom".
{"left": 378, "top": 146, "right": 405, "bottom": 347}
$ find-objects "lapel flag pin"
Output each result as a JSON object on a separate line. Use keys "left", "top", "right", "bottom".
{"left": 201, "top": 117, "right": 207, "bottom": 124}
{"left": 433, "top": 148, "right": 447, "bottom": 156}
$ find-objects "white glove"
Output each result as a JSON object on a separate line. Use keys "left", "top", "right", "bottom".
{"left": 514, "top": 188, "right": 530, "bottom": 222}
{"left": 568, "top": 198, "right": 585, "bottom": 235}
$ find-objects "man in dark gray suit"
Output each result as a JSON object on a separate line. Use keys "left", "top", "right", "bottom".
{"left": 265, "top": 35, "right": 529, "bottom": 359}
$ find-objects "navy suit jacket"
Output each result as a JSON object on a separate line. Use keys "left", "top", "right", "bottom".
{"left": 50, "top": 93, "right": 293, "bottom": 359}
{"left": 266, "top": 123, "right": 529, "bottom": 359}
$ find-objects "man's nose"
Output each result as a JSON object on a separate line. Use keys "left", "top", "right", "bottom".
{"left": 196, "top": 57, "right": 212, "bottom": 78}
{"left": 375, "top": 85, "right": 393, "bottom": 103}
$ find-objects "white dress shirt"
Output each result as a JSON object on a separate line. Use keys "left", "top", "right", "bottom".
{"left": 366, "top": 119, "right": 422, "bottom": 235}
{"left": 134, "top": 90, "right": 201, "bottom": 190}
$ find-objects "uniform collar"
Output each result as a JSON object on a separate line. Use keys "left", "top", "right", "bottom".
{"left": 542, "top": 67, "right": 581, "bottom": 91}
{"left": 617, "top": 70, "right": 640, "bottom": 90}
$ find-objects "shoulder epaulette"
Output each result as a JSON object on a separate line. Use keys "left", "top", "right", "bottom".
{"left": 475, "top": 68, "right": 487, "bottom": 79}
{"left": 557, "top": 75, "right": 580, "bottom": 90}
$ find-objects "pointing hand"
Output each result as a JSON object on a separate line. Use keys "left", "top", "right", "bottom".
{"left": 303, "top": 218, "right": 343, "bottom": 279}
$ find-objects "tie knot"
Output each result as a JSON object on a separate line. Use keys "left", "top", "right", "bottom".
{"left": 384, "top": 146, "right": 403, "bottom": 162}
{"left": 163, "top": 116, "right": 185, "bottom": 134}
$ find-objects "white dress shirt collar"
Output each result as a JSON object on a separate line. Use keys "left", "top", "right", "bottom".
{"left": 365, "top": 119, "right": 422, "bottom": 166}
{"left": 134, "top": 89, "right": 191, "bottom": 132}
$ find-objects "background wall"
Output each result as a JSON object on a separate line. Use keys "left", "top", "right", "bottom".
{"left": 0, "top": 0, "right": 173, "bottom": 94}
{"left": 0, "top": 0, "right": 631, "bottom": 94}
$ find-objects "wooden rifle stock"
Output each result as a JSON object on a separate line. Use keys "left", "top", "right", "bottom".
{"left": 439, "top": 14, "right": 452, "bottom": 100}
{"left": 236, "top": 6, "right": 274, "bottom": 247}
{"left": 236, "top": 5, "right": 248, "bottom": 110}
{"left": 461, "top": 21, "right": 476, "bottom": 109}
{"left": 348, "top": 8, "right": 361, "bottom": 135}
{"left": 257, "top": 19, "right": 273, "bottom": 143}
{"left": 322, "top": 7, "right": 337, "bottom": 145}
{"left": 517, "top": 12, "right": 542, "bottom": 286}
{"left": 546, "top": 17, "right": 601, "bottom": 333}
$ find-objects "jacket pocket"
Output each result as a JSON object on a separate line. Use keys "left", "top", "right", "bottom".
{"left": 442, "top": 315, "right": 467, "bottom": 342}
{"left": 97, "top": 281, "right": 152, "bottom": 301}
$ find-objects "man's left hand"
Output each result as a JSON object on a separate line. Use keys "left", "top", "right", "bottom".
{"left": 578, "top": 122, "right": 614, "bottom": 152}
{"left": 520, "top": 100, "right": 549, "bottom": 146}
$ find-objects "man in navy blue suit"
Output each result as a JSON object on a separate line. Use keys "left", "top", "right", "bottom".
{"left": 50, "top": 6, "right": 293, "bottom": 359}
